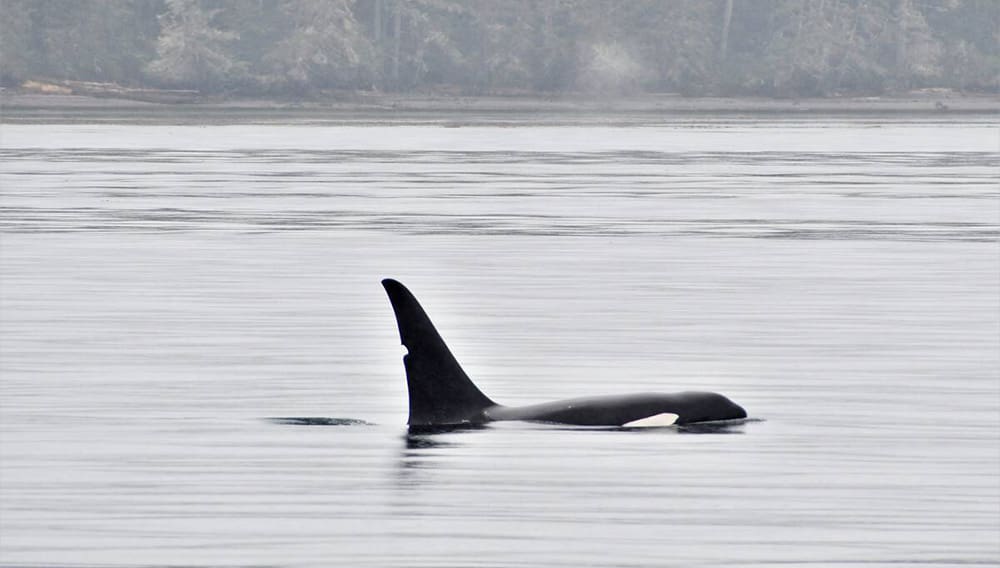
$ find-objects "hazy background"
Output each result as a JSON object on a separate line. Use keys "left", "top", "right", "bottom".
{"left": 1, "top": 0, "right": 998, "bottom": 99}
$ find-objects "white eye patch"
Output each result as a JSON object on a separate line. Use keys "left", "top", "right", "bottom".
{"left": 623, "top": 413, "right": 679, "bottom": 428}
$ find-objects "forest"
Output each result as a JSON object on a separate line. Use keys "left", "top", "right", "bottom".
{"left": 1, "top": 0, "right": 997, "bottom": 99}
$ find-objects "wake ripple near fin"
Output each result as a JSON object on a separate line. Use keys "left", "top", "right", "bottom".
{"left": 267, "top": 417, "right": 375, "bottom": 426}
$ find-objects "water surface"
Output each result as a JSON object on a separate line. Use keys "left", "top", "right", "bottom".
{"left": 1, "top": 115, "right": 997, "bottom": 567}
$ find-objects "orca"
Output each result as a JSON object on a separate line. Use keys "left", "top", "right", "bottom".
{"left": 382, "top": 278, "right": 747, "bottom": 428}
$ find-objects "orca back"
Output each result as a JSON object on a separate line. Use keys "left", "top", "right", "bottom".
{"left": 381, "top": 279, "right": 496, "bottom": 425}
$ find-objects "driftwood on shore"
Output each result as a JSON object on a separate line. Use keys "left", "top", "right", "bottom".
{"left": 21, "top": 80, "right": 199, "bottom": 104}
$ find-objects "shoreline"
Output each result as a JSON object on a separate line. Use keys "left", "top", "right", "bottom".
{"left": 2, "top": 91, "right": 997, "bottom": 123}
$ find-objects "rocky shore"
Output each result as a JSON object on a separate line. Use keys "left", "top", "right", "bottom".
{"left": 2, "top": 89, "right": 997, "bottom": 124}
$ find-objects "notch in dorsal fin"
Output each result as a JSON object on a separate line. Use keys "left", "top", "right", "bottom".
{"left": 381, "top": 279, "right": 496, "bottom": 425}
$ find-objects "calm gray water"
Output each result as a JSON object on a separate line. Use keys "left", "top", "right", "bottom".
{"left": 1, "top": 115, "right": 998, "bottom": 567}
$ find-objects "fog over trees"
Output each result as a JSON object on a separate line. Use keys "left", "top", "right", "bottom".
{"left": 1, "top": 0, "right": 997, "bottom": 98}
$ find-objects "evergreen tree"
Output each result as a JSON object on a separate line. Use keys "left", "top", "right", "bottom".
{"left": 263, "top": 0, "right": 374, "bottom": 91}
{"left": 0, "top": 0, "right": 38, "bottom": 86}
{"left": 146, "top": 0, "right": 242, "bottom": 90}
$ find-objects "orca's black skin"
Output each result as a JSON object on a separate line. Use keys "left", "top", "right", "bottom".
{"left": 382, "top": 278, "right": 747, "bottom": 428}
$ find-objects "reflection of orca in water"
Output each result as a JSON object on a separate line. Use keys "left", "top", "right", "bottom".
{"left": 382, "top": 279, "right": 747, "bottom": 428}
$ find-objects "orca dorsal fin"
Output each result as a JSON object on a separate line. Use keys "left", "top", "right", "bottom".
{"left": 381, "top": 279, "right": 496, "bottom": 425}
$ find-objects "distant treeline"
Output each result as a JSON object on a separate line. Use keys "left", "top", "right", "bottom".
{"left": 1, "top": 0, "right": 997, "bottom": 98}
